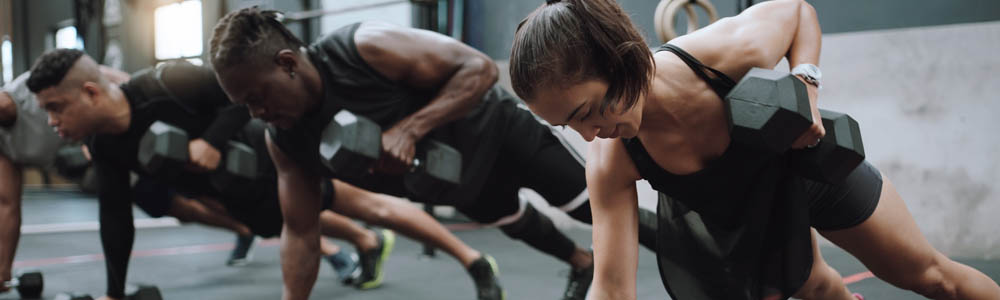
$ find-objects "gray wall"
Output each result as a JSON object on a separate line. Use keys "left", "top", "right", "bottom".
{"left": 464, "top": 0, "right": 1000, "bottom": 59}
{"left": 516, "top": 21, "right": 1000, "bottom": 259}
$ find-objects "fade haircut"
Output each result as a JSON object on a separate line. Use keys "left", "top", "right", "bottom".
{"left": 209, "top": 6, "right": 305, "bottom": 72}
{"left": 510, "top": 0, "right": 653, "bottom": 114}
{"left": 27, "top": 48, "right": 86, "bottom": 93}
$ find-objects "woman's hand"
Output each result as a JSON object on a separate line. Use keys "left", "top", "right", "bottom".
{"left": 790, "top": 78, "right": 824, "bottom": 149}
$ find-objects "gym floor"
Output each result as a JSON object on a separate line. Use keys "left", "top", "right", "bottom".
{"left": 7, "top": 188, "right": 1000, "bottom": 300}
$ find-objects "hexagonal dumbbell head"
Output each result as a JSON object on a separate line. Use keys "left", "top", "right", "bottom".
{"left": 724, "top": 67, "right": 814, "bottom": 153}
{"left": 790, "top": 109, "right": 866, "bottom": 183}
{"left": 15, "top": 271, "right": 43, "bottom": 298}
{"left": 130, "top": 285, "right": 163, "bottom": 300}
{"left": 211, "top": 141, "right": 259, "bottom": 197}
{"left": 138, "top": 121, "right": 189, "bottom": 178}
{"left": 319, "top": 110, "right": 382, "bottom": 177}
{"left": 54, "top": 293, "right": 94, "bottom": 300}
{"left": 404, "top": 140, "right": 462, "bottom": 199}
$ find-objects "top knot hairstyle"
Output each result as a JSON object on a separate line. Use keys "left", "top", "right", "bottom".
{"left": 209, "top": 6, "right": 304, "bottom": 72}
{"left": 510, "top": 0, "right": 653, "bottom": 114}
{"left": 27, "top": 48, "right": 86, "bottom": 93}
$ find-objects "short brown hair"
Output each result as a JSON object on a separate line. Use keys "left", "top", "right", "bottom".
{"left": 510, "top": 0, "right": 653, "bottom": 114}
{"left": 209, "top": 7, "right": 304, "bottom": 72}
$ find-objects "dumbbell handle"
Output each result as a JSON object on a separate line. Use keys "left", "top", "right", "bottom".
{"left": 2, "top": 278, "right": 16, "bottom": 288}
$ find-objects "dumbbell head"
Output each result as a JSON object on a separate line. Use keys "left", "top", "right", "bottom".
{"left": 6, "top": 271, "right": 44, "bottom": 298}
{"left": 54, "top": 293, "right": 94, "bottom": 300}
{"left": 404, "top": 140, "right": 462, "bottom": 199}
{"left": 130, "top": 285, "right": 163, "bottom": 300}
{"left": 319, "top": 110, "right": 382, "bottom": 176}
{"left": 138, "top": 121, "right": 189, "bottom": 178}
{"left": 54, "top": 146, "right": 91, "bottom": 179}
{"left": 210, "top": 141, "right": 258, "bottom": 196}
{"left": 725, "top": 67, "right": 814, "bottom": 153}
{"left": 790, "top": 109, "right": 866, "bottom": 183}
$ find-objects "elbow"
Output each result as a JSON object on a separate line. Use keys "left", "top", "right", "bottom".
{"left": 472, "top": 54, "right": 499, "bottom": 88}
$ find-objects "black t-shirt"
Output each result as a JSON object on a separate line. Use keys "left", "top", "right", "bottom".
{"left": 86, "top": 61, "right": 250, "bottom": 298}
{"left": 270, "top": 22, "right": 519, "bottom": 204}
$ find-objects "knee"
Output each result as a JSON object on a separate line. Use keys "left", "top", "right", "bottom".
{"left": 360, "top": 196, "right": 395, "bottom": 226}
{"left": 895, "top": 256, "right": 958, "bottom": 299}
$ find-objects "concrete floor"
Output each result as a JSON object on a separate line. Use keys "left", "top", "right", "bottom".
{"left": 5, "top": 188, "right": 1000, "bottom": 300}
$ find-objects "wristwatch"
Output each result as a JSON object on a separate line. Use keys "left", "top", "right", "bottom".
{"left": 791, "top": 64, "right": 822, "bottom": 89}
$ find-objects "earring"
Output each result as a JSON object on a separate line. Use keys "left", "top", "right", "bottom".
{"left": 289, "top": 71, "right": 296, "bottom": 79}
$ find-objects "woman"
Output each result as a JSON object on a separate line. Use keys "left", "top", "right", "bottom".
{"left": 509, "top": 0, "right": 1000, "bottom": 299}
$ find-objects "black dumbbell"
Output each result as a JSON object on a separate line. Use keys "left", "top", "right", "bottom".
{"left": 54, "top": 292, "right": 94, "bottom": 300}
{"left": 54, "top": 285, "right": 162, "bottom": 300}
{"left": 1, "top": 271, "right": 43, "bottom": 298}
{"left": 138, "top": 121, "right": 257, "bottom": 187}
{"left": 54, "top": 145, "right": 91, "bottom": 179}
{"left": 789, "top": 109, "right": 866, "bottom": 183}
{"left": 319, "top": 110, "right": 462, "bottom": 197}
{"left": 403, "top": 139, "right": 463, "bottom": 198}
{"left": 209, "top": 140, "right": 259, "bottom": 197}
{"left": 724, "top": 67, "right": 814, "bottom": 153}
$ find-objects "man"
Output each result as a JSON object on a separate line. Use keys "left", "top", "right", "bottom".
{"left": 209, "top": 7, "right": 658, "bottom": 300}
{"left": 1, "top": 66, "right": 128, "bottom": 293}
{"left": 30, "top": 49, "right": 501, "bottom": 299}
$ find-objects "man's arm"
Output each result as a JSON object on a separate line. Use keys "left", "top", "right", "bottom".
{"left": 265, "top": 132, "right": 323, "bottom": 300}
{"left": 93, "top": 160, "right": 135, "bottom": 300}
{"left": 0, "top": 154, "right": 22, "bottom": 290}
{"left": 353, "top": 22, "right": 498, "bottom": 170}
{"left": 587, "top": 139, "right": 643, "bottom": 300}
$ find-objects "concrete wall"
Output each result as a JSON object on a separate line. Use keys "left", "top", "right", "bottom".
{"left": 511, "top": 21, "right": 1000, "bottom": 259}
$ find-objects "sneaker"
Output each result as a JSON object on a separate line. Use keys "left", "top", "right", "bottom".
{"left": 562, "top": 261, "right": 594, "bottom": 300}
{"left": 466, "top": 254, "right": 505, "bottom": 300}
{"left": 226, "top": 235, "right": 256, "bottom": 266}
{"left": 324, "top": 250, "right": 360, "bottom": 285}
{"left": 354, "top": 229, "right": 395, "bottom": 289}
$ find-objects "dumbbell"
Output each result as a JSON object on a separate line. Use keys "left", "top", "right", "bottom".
{"left": 54, "top": 145, "right": 91, "bottom": 179}
{"left": 788, "top": 109, "right": 866, "bottom": 183}
{"left": 54, "top": 285, "right": 162, "bottom": 300}
{"left": 1, "top": 271, "right": 43, "bottom": 298}
{"left": 137, "top": 121, "right": 257, "bottom": 191}
{"left": 319, "top": 110, "right": 462, "bottom": 197}
{"left": 724, "top": 67, "right": 814, "bottom": 153}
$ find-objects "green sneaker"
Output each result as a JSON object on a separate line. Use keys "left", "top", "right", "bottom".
{"left": 467, "top": 254, "right": 505, "bottom": 300}
{"left": 354, "top": 229, "right": 395, "bottom": 289}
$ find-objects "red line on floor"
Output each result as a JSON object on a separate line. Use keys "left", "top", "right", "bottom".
{"left": 13, "top": 239, "right": 280, "bottom": 268}
{"left": 843, "top": 271, "right": 875, "bottom": 285}
{"left": 14, "top": 238, "right": 877, "bottom": 287}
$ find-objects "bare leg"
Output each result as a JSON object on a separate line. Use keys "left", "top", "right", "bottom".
{"left": 790, "top": 230, "right": 854, "bottom": 300}
{"left": 319, "top": 237, "right": 341, "bottom": 256}
{"left": 821, "top": 174, "right": 1000, "bottom": 299}
{"left": 329, "top": 180, "right": 481, "bottom": 267}
{"left": 318, "top": 210, "right": 378, "bottom": 251}
{"left": 167, "top": 195, "right": 252, "bottom": 236}
{"left": 0, "top": 155, "right": 22, "bottom": 289}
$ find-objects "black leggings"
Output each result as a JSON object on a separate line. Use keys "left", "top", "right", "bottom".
{"left": 456, "top": 108, "right": 590, "bottom": 224}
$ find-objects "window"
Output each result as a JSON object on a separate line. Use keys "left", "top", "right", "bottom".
{"left": 1, "top": 37, "right": 11, "bottom": 84}
{"left": 54, "top": 26, "right": 85, "bottom": 50}
{"left": 155, "top": 0, "right": 203, "bottom": 65}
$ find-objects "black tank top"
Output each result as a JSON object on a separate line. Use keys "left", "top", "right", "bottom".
{"left": 625, "top": 44, "right": 812, "bottom": 300}
{"left": 269, "top": 23, "right": 518, "bottom": 203}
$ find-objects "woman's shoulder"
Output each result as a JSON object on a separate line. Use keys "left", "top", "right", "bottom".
{"left": 587, "top": 138, "right": 641, "bottom": 183}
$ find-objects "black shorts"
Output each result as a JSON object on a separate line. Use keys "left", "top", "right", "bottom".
{"left": 456, "top": 107, "right": 588, "bottom": 223}
{"left": 799, "top": 160, "right": 883, "bottom": 231}
{"left": 132, "top": 176, "right": 174, "bottom": 218}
